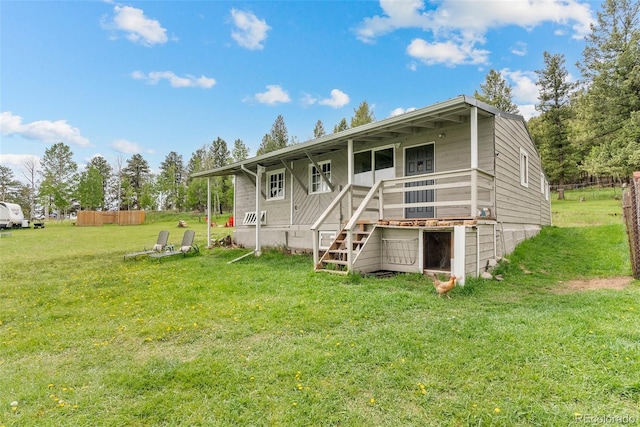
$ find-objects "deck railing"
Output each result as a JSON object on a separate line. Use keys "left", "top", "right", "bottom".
{"left": 311, "top": 168, "right": 495, "bottom": 271}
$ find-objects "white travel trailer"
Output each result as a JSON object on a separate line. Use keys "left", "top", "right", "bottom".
{"left": 0, "top": 202, "right": 30, "bottom": 229}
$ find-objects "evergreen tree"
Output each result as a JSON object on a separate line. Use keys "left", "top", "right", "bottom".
{"left": 39, "top": 142, "right": 78, "bottom": 219}
{"left": 86, "top": 156, "right": 111, "bottom": 209}
{"left": 122, "top": 154, "right": 150, "bottom": 210}
{"left": 158, "top": 151, "right": 185, "bottom": 210}
{"left": 257, "top": 115, "right": 288, "bottom": 155}
{"left": 313, "top": 119, "right": 326, "bottom": 138}
{"left": 208, "top": 138, "right": 231, "bottom": 214}
{"left": 185, "top": 147, "right": 209, "bottom": 212}
{"left": 0, "top": 165, "right": 20, "bottom": 201}
{"left": 333, "top": 118, "right": 348, "bottom": 133}
{"left": 474, "top": 69, "right": 520, "bottom": 114}
{"left": 576, "top": 0, "right": 640, "bottom": 179}
{"left": 350, "top": 101, "right": 375, "bottom": 128}
{"left": 232, "top": 139, "right": 250, "bottom": 162}
{"left": 532, "top": 52, "right": 579, "bottom": 194}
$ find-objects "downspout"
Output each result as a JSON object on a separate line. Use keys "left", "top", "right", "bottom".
{"left": 241, "top": 164, "right": 264, "bottom": 257}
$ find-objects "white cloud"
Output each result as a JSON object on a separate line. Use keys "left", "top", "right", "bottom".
{"left": 230, "top": 9, "right": 271, "bottom": 50}
{"left": 407, "top": 38, "right": 489, "bottom": 66}
{"left": 0, "top": 154, "right": 41, "bottom": 171}
{"left": 300, "top": 93, "right": 318, "bottom": 107}
{"left": 500, "top": 68, "right": 539, "bottom": 104}
{"left": 111, "top": 139, "right": 154, "bottom": 154}
{"left": 0, "top": 111, "right": 89, "bottom": 146}
{"left": 104, "top": 5, "right": 168, "bottom": 46}
{"left": 390, "top": 107, "right": 417, "bottom": 117}
{"left": 518, "top": 104, "right": 538, "bottom": 120}
{"left": 510, "top": 41, "right": 527, "bottom": 57}
{"left": 356, "top": 0, "right": 595, "bottom": 66}
{"left": 131, "top": 71, "right": 216, "bottom": 88}
{"left": 319, "top": 89, "right": 350, "bottom": 109}
{"left": 253, "top": 85, "right": 291, "bottom": 105}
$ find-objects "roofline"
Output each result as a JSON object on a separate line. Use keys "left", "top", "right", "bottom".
{"left": 192, "top": 95, "right": 524, "bottom": 178}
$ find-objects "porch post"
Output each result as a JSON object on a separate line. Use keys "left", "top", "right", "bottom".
{"left": 255, "top": 165, "right": 265, "bottom": 257}
{"left": 207, "top": 177, "right": 212, "bottom": 248}
{"left": 347, "top": 139, "right": 353, "bottom": 217}
{"left": 470, "top": 106, "right": 478, "bottom": 217}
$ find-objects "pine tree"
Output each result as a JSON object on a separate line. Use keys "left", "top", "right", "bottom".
{"left": 232, "top": 139, "right": 250, "bottom": 162}
{"left": 159, "top": 151, "right": 185, "bottom": 210}
{"left": 122, "top": 154, "right": 150, "bottom": 210}
{"left": 0, "top": 165, "right": 20, "bottom": 201}
{"left": 39, "top": 142, "right": 78, "bottom": 219}
{"left": 351, "top": 101, "right": 375, "bottom": 128}
{"left": 86, "top": 156, "right": 111, "bottom": 209}
{"left": 257, "top": 115, "right": 289, "bottom": 156}
{"left": 532, "top": 52, "right": 579, "bottom": 194}
{"left": 313, "top": 120, "right": 326, "bottom": 138}
{"left": 333, "top": 118, "right": 348, "bottom": 133}
{"left": 474, "top": 69, "right": 520, "bottom": 114}
{"left": 576, "top": 0, "right": 640, "bottom": 179}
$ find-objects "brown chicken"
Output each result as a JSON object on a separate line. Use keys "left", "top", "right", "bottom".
{"left": 431, "top": 273, "right": 457, "bottom": 299}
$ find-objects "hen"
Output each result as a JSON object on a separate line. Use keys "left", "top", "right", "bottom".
{"left": 431, "top": 273, "right": 457, "bottom": 299}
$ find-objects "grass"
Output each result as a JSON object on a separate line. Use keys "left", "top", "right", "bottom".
{"left": 1, "top": 192, "right": 638, "bottom": 426}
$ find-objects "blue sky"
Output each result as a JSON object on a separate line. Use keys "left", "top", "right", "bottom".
{"left": 1, "top": 0, "right": 600, "bottom": 179}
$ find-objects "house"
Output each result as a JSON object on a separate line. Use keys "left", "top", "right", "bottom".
{"left": 193, "top": 95, "right": 551, "bottom": 283}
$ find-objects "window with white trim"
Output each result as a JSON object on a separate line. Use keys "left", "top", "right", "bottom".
{"left": 310, "top": 161, "right": 331, "bottom": 194}
{"left": 354, "top": 146, "right": 395, "bottom": 186}
{"left": 266, "top": 169, "right": 285, "bottom": 200}
{"left": 520, "top": 148, "right": 529, "bottom": 187}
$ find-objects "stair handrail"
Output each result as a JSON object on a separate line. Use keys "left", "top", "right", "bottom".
{"left": 311, "top": 183, "right": 353, "bottom": 268}
{"left": 343, "top": 180, "right": 384, "bottom": 270}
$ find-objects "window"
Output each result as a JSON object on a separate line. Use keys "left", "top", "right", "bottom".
{"left": 520, "top": 148, "right": 529, "bottom": 187}
{"left": 310, "top": 161, "right": 331, "bottom": 194}
{"left": 354, "top": 146, "right": 395, "bottom": 186}
{"left": 266, "top": 169, "right": 285, "bottom": 200}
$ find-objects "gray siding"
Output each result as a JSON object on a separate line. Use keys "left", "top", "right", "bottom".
{"left": 494, "top": 116, "right": 550, "bottom": 226}
{"left": 352, "top": 227, "right": 382, "bottom": 273}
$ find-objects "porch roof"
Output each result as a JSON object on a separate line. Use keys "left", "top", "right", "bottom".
{"left": 192, "top": 95, "right": 521, "bottom": 178}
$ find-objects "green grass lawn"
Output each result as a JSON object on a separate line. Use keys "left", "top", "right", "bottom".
{"left": 1, "top": 195, "right": 638, "bottom": 426}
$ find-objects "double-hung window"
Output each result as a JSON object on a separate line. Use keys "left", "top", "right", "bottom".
{"left": 267, "top": 169, "right": 285, "bottom": 200}
{"left": 310, "top": 161, "right": 331, "bottom": 194}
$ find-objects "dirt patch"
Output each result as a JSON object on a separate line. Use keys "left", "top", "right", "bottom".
{"left": 552, "top": 276, "right": 634, "bottom": 294}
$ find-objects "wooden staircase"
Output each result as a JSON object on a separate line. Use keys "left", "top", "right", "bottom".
{"left": 316, "top": 222, "right": 373, "bottom": 272}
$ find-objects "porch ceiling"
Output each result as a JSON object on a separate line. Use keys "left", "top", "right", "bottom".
{"left": 192, "top": 95, "right": 512, "bottom": 178}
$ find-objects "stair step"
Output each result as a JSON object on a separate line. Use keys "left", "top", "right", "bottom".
{"left": 322, "top": 259, "right": 348, "bottom": 265}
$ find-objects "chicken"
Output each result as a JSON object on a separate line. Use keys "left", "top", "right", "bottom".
{"left": 431, "top": 273, "right": 457, "bottom": 299}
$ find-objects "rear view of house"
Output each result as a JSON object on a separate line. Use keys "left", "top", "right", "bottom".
{"left": 194, "top": 96, "right": 551, "bottom": 283}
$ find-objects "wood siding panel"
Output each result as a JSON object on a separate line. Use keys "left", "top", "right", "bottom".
{"left": 353, "top": 228, "right": 382, "bottom": 273}
{"left": 494, "top": 116, "right": 550, "bottom": 225}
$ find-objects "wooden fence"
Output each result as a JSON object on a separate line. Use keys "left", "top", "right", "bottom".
{"left": 76, "top": 211, "right": 145, "bottom": 227}
{"left": 622, "top": 172, "right": 640, "bottom": 279}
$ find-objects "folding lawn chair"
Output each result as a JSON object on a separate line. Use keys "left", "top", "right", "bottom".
{"left": 123, "top": 230, "right": 169, "bottom": 260}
